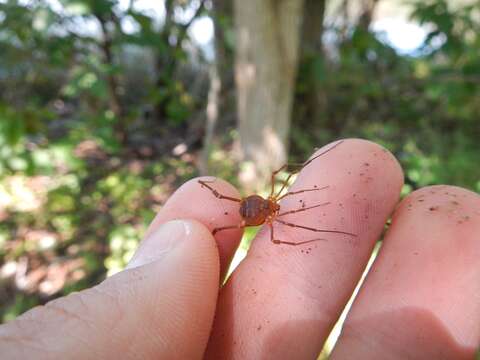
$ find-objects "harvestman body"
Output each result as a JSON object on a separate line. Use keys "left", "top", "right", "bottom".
{"left": 198, "top": 141, "right": 357, "bottom": 246}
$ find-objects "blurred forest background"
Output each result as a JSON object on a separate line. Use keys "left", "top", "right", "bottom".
{"left": 0, "top": 0, "right": 479, "bottom": 346}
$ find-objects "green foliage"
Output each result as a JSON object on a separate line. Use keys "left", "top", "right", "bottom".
{"left": 293, "top": 0, "right": 480, "bottom": 191}
{"left": 2, "top": 294, "right": 39, "bottom": 323}
{"left": 0, "top": 0, "right": 208, "bottom": 322}
{"left": 105, "top": 224, "right": 140, "bottom": 275}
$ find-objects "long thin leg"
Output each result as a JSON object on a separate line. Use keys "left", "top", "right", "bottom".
{"left": 277, "top": 185, "right": 329, "bottom": 201}
{"left": 277, "top": 202, "right": 330, "bottom": 217}
{"left": 270, "top": 164, "right": 287, "bottom": 197}
{"left": 198, "top": 180, "right": 242, "bottom": 203}
{"left": 274, "top": 172, "right": 298, "bottom": 199}
{"left": 275, "top": 218, "right": 357, "bottom": 237}
{"left": 269, "top": 223, "right": 325, "bottom": 246}
{"left": 213, "top": 221, "right": 246, "bottom": 235}
{"left": 302, "top": 140, "right": 344, "bottom": 169}
{"left": 270, "top": 162, "right": 305, "bottom": 198}
{"left": 269, "top": 141, "right": 343, "bottom": 200}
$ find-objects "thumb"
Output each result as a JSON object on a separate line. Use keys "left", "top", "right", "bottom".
{"left": 0, "top": 220, "right": 220, "bottom": 360}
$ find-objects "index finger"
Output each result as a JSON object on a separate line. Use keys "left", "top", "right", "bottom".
{"left": 205, "top": 139, "right": 404, "bottom": 359}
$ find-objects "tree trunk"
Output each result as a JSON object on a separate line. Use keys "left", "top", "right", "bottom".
{"left": 357, "top": 0, "right": 380, "bottom": 31}
{"left": 199, "top": 0, "right": 234, "bottom": 175}
{"left": 234, "top": 0, "right": 305, "bottom": 190}
{"left": 96, "top": 14, "right": 127, "bottom": 144}
{"left": 301, "top": 0, "right": 325, "bottom": 54}
{"left": 298, "top": 0, "right": 326, "bottom": 126}
{"left": 212, "top": 0, "right": 234, "bottom": 91}
{"left": 154, "top": 0, "right": 206, "bottom": 123}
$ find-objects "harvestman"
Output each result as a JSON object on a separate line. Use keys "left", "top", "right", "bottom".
{"left": 198, "top": 140, "right": 357, "bottom": 246}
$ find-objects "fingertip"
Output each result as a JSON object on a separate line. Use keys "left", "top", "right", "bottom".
{"left": 346, "top": 138, "right": 403, "bottom": 177}
{"left": 180, "top": 218, "right": 221, "bottom": 281}
{"left": 308, "top": 138, "right": 404, "bottom": 185}
{"left": 293, "top": 139, "right": 404, "bottom": 208}
{"left": 147, "top": 176, "right": 244, "bottom": 279}
{"left": 281, "top": 138, "right": 404, "bottom": 244}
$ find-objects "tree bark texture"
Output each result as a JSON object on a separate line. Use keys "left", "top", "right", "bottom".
{"left": 298, "top": 0, "right": 326, "bottom": 125}
{"left": 95, "top": 13, "right": 127, "bottom": 144}
{"left": 234, "top": 0, "right": 305, "bottom": 189}
{"left": 213, "top": 0, "right": 234, "bottom": 93}
{"left": 199, "top": 0, "right": 234, "bottom": 175}
{"left": 301, "top": 0, "right": 326, "bottom": 55}
{"left": 357, "top": 0, "right": 380, "bottom": 31}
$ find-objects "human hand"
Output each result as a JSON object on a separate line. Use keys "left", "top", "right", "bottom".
{"left": 0, "top": 139, "right": 479, "bottom": 359}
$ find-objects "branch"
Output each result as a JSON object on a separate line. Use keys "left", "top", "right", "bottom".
{"left": 93, "top": 12, "right": 126, "bottom": 143}
{"left": 176, "top": 0, "right": 207, "bottom": 47}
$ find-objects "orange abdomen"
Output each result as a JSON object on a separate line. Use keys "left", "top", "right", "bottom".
{"left": 239, "top": 195, "right": 270, "bottom": 226}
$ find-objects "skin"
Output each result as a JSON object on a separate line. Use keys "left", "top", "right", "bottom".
{"left": 0, "top": 138, "right": 479, "bottom": 359}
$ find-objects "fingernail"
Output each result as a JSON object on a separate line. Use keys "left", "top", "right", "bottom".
{"left": 126, "top": 220, "right": 190, "bottom": 269}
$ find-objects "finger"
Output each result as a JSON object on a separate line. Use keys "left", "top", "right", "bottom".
{"left": 205, "top": 139, "right": 404, "bottom": 359}
{"left": 0, "top": 220, "right": 219, "bottom": 360}
{"left": 146, "top": 176, "right": 243, "bottom": 279}
{"left": 331, "top": 185, "right": 480, "bottom": 360}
